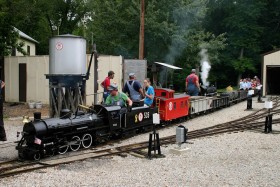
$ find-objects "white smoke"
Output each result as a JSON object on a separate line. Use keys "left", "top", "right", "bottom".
{"left": 199, "top": 48, "right": 211, "bottom": 86}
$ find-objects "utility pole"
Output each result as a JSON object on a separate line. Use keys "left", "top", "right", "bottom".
{"left": 139, "top": 0, "right": 145, "bottom": 59}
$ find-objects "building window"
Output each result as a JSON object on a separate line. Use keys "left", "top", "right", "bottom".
{"left": 27, "top": 45, "right": 30, "bottom": 55}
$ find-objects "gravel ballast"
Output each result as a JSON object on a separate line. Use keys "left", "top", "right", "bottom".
{"left": 1, "top": 97, "right": 280, "bottom": 187}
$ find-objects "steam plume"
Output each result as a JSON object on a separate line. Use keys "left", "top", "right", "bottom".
{"left": 199, "top": 48, "right": 211, "bottom": 86}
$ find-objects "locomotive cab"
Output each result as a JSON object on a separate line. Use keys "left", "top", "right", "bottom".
{"left": 93, "top": 104, "right": 130, "bottom": 131}
{"left": 94, "top": 104, "right": 156, "bottom": 132}
{"left": 103, "top": 105, "right": 123, "bottom": 130}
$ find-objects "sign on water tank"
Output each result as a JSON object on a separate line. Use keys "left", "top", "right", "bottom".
{"left": 56, "top": 42, "right": 63, "bottom": 50}
{"left": 153, "top": 113, "right": 160, "bottom": 124}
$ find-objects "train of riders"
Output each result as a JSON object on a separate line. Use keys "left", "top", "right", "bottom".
{"left": 239, "top": 76, "right": 261, "bottom": 91}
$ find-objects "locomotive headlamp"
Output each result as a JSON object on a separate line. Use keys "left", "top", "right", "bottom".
{"left": 22, "top": 116, "right": 30, "bottom": 123}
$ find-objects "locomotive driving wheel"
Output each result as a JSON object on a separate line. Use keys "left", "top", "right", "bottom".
{"left": 81, "top": 134, "right": 93, "bottom": 149}
{"left": 33, "top": 152, "right": 41, "bottom": 160}
{"left": 58, "top": 140, "right": 69, "bottom": 154}
{"left": 69, "top": 136, "right": 81, "bottom": 151}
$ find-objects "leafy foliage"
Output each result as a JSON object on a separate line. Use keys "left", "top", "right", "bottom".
{"left": 1, "top": 0, "right": 280, "bottom": 89}
{"left": 0, "top": 0, "right": 26, "bottom": 56}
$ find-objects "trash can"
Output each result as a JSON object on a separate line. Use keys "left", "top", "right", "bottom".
{"left": 176, "top": 125, "right": 187, "bottom": 143}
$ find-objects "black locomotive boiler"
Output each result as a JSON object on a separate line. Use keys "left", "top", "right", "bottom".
{"left": 16, "top": 104, "right": 157, "bottom": 160}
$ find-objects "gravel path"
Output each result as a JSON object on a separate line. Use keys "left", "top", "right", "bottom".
{"left": 1, "top": 97, "right": 280, "bottom": 187}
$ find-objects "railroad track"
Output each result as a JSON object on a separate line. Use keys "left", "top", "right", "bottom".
{"left": 1, "top": 117, "right": 279, "bottom": 179}
{"left": 1, "top": 96, "right": 279, "bottom": 178}
{"left": 0, "top": 141, "right": 18, "bottom": 149}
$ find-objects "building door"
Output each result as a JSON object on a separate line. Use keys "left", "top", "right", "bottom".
{"left": 266, "top": 66, "right": 280, "bottom": 95}
{"left": 19, "top": 63, "right": 27, "bottom": 102}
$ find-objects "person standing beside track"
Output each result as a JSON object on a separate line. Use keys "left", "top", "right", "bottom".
{"left": 0, "top": 80, "right": 6, "bottom": 141}
{"left": 100, "top": 70, "right": 115, "bottom": 103}
{"left": 143, "top": 78, "right": 154, "bottom": 107}
{"left": 123, "top": 73, "right": 144, "bottom": 101}
{"left": 185, "top": 69, "right": 200, "bottom": 96}
{"left": 254, "top": 76, "right": 262, "bottom": 101}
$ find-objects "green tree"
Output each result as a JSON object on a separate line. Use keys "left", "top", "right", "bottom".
{"left": 173, "top": 31, "right": 227, "bottom": 90}
{"left": 204, "top": 0, "right": 265, "bottom": 86}
{"left": 10, "top": 0, "right": 51, "bottom": 55}
{"left": 42, "top": 0, "right": 91, "bottom": 36}
{"left": 0, "top": 0, "right": 25, "bottom": 57}
{"left": 259, "top": 0, "right": 280, "bottom": 52}
{"left": 87, "top": 0, "right": 226, "bottom": 89}
{"left": 10, "top": 0, "right": 92, "bottom": 55}
{"left": 86, "top": 0, "right": 140, "bottom": 57}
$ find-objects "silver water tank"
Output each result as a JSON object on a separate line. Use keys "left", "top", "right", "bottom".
{"left": 49, "top": 34, "right": 86, "bottom": 75}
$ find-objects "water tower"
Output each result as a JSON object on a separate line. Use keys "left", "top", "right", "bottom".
{"left": 46, "top": 34, "right": 94, "bottom": 117}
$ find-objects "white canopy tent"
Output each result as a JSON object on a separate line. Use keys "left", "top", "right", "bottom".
{"left": 154, "top": 62, "right": 182, "bottom": 88}
{"left": 154, "top": 62, "right": 182, "bottom": 70}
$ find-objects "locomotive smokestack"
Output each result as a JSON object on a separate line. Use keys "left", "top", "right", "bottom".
{"left": 34, "top": 112, "right": 41, "bottom": 121}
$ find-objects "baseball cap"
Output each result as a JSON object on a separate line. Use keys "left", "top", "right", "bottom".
{"left": 107, "top": 83, "right": 118, "bottom": 91}
{"left": 191, "top": 69, "right": 196, "bottom": 73}
{"left": 129, "top": 73, "right": 135, "bottom": 76}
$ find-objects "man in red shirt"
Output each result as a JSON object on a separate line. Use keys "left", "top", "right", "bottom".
{"left": 185, "top": 69, "right": 200, "bottom": 96}
{"left": 101, "top": 70, "right": 115, "bottom": 102}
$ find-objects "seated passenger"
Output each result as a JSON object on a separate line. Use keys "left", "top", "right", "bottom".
{"left": 239, "top": 79, "right": 245, "bottom": 90}
{"left": 251, "top": 79, "right": 256, "bottom": 89}
{"left": 254, "top": 76, "right": 261, "bottom": 84}
{"left": 246, "top": 78, "right": 252, "bottom": 90}
{"left": 105, "top": 84, "right": 133, "bottom": 107}
{"left": 226, "top": 85, "right": 233, "bottom": 91}
{"left": 143, "top": 78, "right": 154, "bottom": 107}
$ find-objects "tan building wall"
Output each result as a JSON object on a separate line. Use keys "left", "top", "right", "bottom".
{"left": 86, "top": 55, "right": 123, "bottom": 105}
{"left": 4, "top": 56, "right": 49, "bottom": 103}
{"left": 4, "top": 55, "right": 123, "bottom": 105}
{"left": 262, "top": 50, "right": 280, "bottom": 96}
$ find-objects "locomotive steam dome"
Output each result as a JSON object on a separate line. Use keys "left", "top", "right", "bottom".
{"left": 49, "top": 34, "right": 86, "bottom": 75}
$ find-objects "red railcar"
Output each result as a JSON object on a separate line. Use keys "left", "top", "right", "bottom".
{"left": 154, "top": 88, "right": 190, "bottom": 121}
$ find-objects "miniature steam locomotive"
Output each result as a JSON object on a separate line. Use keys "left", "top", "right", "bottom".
{"left": 16, "top": 104, "right": 157, "bottom": 160}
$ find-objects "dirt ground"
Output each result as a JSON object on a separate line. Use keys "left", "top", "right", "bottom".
{"left": 3, "top": 102, "right": 50, "bottom": 118}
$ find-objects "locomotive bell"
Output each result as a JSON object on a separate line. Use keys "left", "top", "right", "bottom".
{"left": 23, "top": 116, "right": 30, "bottom": 123}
